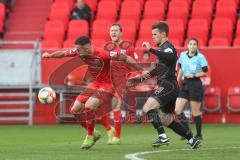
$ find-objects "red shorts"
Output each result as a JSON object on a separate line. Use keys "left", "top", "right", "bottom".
{"left": 77, "top": 82, "right": 114, "bottom": 104}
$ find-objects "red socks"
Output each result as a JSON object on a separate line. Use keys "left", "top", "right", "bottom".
{"left": 99, "top": 113, "right": 111, "bottom": 131}
{"left": 85, "top": 108, "right": 96, "bottom": 136}
{"left": 114, "top": 110, "right": 122, "bottom": 138}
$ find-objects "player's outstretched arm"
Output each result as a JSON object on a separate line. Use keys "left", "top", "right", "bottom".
{"left": 113, "top": 53, "right": 142, "bottom": 70}
{"left": 125, "top": 55, "right": 143, "bottom": 70}
{"left": 126, "top": 73, "right": 151, "bottom": 87}
{"left": 42, "top": 50, "right": 66, "bottom": 58}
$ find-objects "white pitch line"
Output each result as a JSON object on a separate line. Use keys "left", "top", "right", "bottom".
{"left": 125, "top": 146, "right": 240, "bottom": 160}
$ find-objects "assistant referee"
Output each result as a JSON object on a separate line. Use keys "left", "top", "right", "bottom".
{"left": 175, "top": 37, "right": 208, "bottom": 140}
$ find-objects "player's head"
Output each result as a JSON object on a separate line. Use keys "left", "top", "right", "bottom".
{"left": 142, "top": 51, "right": 150, "bottom": 62}
{"left": 75, "top": 36, "right": 93, "bottom": 54}
{"left": 187, "top": 37, "right": 198, "bottom": 53}
{"left": 109, "top": 23, "right": 123, "bottom": 43}
{"left": 151, "top": 21, "right": 169, "bottom": 45}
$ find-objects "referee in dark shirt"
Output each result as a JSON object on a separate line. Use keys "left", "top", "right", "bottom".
{"left": 127, "top": 22, "right": 200, "bottom": 149}
{"left": 175, "top": 37, "right": 208, "bottom": 140}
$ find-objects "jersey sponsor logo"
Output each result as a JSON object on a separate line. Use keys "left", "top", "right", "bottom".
{"left": 164, "top": 48, "right": 173, "bottom": 53}
{"left": 154, "top": 86, "right": 164, "bottom": 95}
{"left": 94, "top": 58, "right": 101, "bottom": 65}
{"left": 120, "top": 49, "right": 126, "bottom": 54}
{"left": 134, "top": 52, "right": 138, "bottom": 60}
{"left": 110, "top": 51, "right": 117, "bottom": 57}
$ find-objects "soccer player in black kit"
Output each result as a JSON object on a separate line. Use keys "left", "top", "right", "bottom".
{"left": 127, "top": 22, "right": 201, "bottom": 149}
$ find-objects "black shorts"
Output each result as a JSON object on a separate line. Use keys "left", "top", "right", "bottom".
{"left": 178, "top": 78, "right": 204, "bottom": 102}
{"left": 151, "top": 80, "right": 179, "bottom": 114}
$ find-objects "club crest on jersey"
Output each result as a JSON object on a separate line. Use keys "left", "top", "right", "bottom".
{"left": 164, "top": 48, "right": 173, "bottom": 53}
{"left": 94, "top": 58, "right": 101, "bottom": 65}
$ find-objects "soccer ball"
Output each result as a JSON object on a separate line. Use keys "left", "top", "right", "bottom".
{"left": 38, "top": 87, "right": 56, "bottom": 104}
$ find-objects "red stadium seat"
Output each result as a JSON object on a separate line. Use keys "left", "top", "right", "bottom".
{"left": 0, "top": 3, "right": 6, "bottom": 21}
{"left": 211, "top": 18, "right": 233, "bottom": 42}
{"left": 171, "top": 0, "right": 193, "bottom": 6}
{"left": 227, "top": 87, "right": 240, "bottom": 112}
{"left": 41, "top": 40, "right": 61, "bottom": 49}
{"left": 169, "top": 0, "right": 190, "bottom": 11}
{"left": 84, "top": 0, "right": 97, "bottom": 14}
{"left": 208, "top": 38, "right": 230, "bottom": 47}
{"left": 143, "top": 2, "right": 165, "bottom": 20}
{"left": 50, "top": 2, "right": 71, "bottom": 16}
{"left": 215, "top": 1, "right": 237, "bottom": 24}
{"left": 203, "top": 87, "right": 221, "bottom": 113}
{"left": 124, "top": 0, "right": 145, "bottom": 11}
{"left": 92, "top": 39, "right": 106, "bottom": 49}
{"left": 100, "top": 0, "right": 121, "bottom": 9}
{"left": 54, "top": 0, "right": 74, "bottom": 9}
{"left": 187, "top": 19, "right": 209, "bottom": 46}
{"left": 169, "top": 38, "right": 181, "bottom": 47}
{"left": 120, "top": 1, "right": 141, "bottom": 27}
{"left": 49, "top": 2, "right": 70, "bottom": 28}
{"left": 44, "top": 20, "right": 65, "bottom": 44}
{"left": 191, "top": 0, "right": 213, "bottom": 25}
{"left": 233, "top": 38, "right": 240, "bottom": 47}
{"left": 67, "top": 20, "right": 89, "bottom": 40}
{"left": 217, "top": 0, "right": 238, "bottom": 9}
{"left": 91, "top": 19, "right": 111, "bottom": 41}
{"left": 118, "top": 19, "right": 137, "bottom": 41}
{"left": 167, "top": 1, "right": 189, "bottom": 26}
{"left": 63, "top": 39, "right": 75, "bottom": 48}
{"left": 143, "top": 0, "right": 165, "bottom": 20}
{"left": 96, "top": 1, "right": 117, "bottom": 22}
{"left": 167, "top": 18, "right": 185, "bottom": 45}
{"left": 147, "top": 0, "right": 168, "bottom": 8}
{"left": 138, "top": 19, "right": 158, "bottom": 39}
{"left": 0, "top": 19, "right": 3, "bottom": 32}
{"left": 194, "top": 0, "right": 215, "bottom": 8}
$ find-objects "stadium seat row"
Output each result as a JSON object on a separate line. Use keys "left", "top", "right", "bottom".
{"left": 204, "top": 87, "right": 240, "bottom": 113}
{"left": 42, "top": 0, "right": 240, "bottom": 48}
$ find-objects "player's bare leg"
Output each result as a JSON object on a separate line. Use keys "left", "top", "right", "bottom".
{"left": 175, "top": 98, "right": 192, "bottom": 140}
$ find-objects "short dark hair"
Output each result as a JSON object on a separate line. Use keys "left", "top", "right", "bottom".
{"left": 152, "top": 21, "right": 169, "bottom": 36}
{"left": 188, "top": 37, "right": 199, "bottom": 45}
{"left": 75, "top": 36, "right": 91, "bottom": 45}
{"left": 111, "top": 23, "right": 123, "bottom": 32}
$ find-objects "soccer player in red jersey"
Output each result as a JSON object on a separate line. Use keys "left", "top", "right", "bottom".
{"left": 42, "top": 36, "right": 140, "bottom": 149}
{"left": 43, "top": 36, "right": 116, "bottom": 149}
{"left": 107, "top": 23, "right": 138, "bottom": 145}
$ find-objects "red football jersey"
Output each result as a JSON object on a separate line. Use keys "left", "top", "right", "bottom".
{"left": 66, "top": 49, "right": 111, "bottom": 83}
{"left": 109, "top": 45, "right": 136, "bottom": 60}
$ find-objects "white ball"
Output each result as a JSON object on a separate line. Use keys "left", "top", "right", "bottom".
{"left": 38, "top": 87, "right": 56, "bottom": 104}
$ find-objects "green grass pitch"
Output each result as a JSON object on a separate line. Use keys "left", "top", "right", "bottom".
{"left": 0, "top": 124, "right": 239, "bottom": 160}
